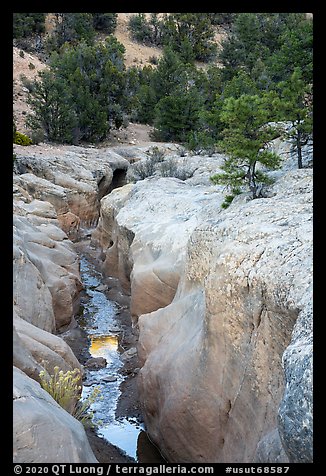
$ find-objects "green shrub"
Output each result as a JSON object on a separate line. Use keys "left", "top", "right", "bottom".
{"left": 20, "top": 74, "right": 36, "bottom": 93}
{"left": 92, "top": 13, "right": 117, "bottom": 34}
{"left": 13, "top": 131, "right": 32, "bottom": 146}
{"left": 13, "top": 13, "right": 46, "bottom": 39}
{"left": 128, "top": 14, "right": 153, "bottom": 45}
{"left": 28, "top": 62, "right": 35, "bottom": 70}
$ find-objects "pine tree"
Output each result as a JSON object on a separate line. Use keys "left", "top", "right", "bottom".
{"left": 277, "top": 68, "right": 313, "bottom": 168}
{"left": 13, "top": 13, "right": 46, "bottom": 38}
{"left": 219, "top": 13, "right": 311, "bottom": 83}
{"left": 161, "top": 13, "right": 217, "bottom": 62}
{"left": 27, "top": 37, "right": 127, "bottom": 143}
{"left": 154, "top": 89, "right": 202, "bottom": 142}
{"left": 92, "top": 13, "right": 117, "bottom": 34}
{"left": 47, "top": 13, "right": 95, "bottom": 51}
{"left": 210, "top": 93, "right": 281, "bottom": 207}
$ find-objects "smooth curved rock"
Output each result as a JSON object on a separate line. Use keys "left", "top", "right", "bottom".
{"left": 13, "top": 367, "right": 98, "bottom": 463}
{"left": 13, "top": 214, "right": 82, "bottom": 331}
{"left": 14, "top": 312, "right": 82, "bottom": 380}
{"left": 95, "top": 164, "right": 312, "bottom": 463}
{"left": 136, "top": 170, "right": 312, "bottom": 463}
{"left": 93, "top": 177, "right": 224, "bottom": 320}
{"left": 13, "top": 325, "right": 43, "bottom": 382}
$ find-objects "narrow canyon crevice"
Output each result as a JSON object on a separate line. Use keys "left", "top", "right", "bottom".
{"left": 13, "top": 142, "right": 313, "bottom": 464}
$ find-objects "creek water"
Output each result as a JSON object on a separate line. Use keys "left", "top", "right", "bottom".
{"left": 77, "top": 252, "right": 165, "bottom": 463}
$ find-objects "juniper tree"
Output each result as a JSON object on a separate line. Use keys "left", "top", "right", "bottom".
{"left": 210, "top": 93, "right": 281, "bottom": 207}
{"left": 27, "top": 37, "right": 127, "bottom": 143}
{"left": 26, "top": 70, "right": 77, "bottom": 143}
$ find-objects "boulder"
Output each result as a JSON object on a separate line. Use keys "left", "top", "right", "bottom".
{"left": 84, "top": 357, "right": 107, "bottom": 369}
{"left": 13, "top": 367, "right": 98, "bottom": 463}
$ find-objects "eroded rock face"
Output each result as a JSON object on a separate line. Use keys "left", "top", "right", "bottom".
{"left": 13, "top": 367, "right": 98, "bottom": 463}
{"left": 13, "top": 143, "right": 129, "bottom": 234}
{"left": 13, "top": 213, "right": 82, "bottom": 331}
{"left": 95, "top": 165, "right": 312, "bottom": 463}
{"left": 138, "top": 170, "right": 312, "bottom": 463}
{"left": 278, "top": 306, "right": 313, "bottom": 462}
{"left": 12, "top": 145, "right": 115, "bottom": 463}
{"left": 13, "top": 311, "right": 82, "bottom": 381}
{"left": 93, "top": 176, "right": 224, "bottom": 320}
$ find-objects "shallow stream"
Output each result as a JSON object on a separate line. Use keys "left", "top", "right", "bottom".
{"left": 76, "top": 252, "right": 165, "bottom": 463}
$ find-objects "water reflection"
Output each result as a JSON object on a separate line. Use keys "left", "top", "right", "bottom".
{"left": 79, "top": 253, "right": 166, "bottom": 462}
{"left": 89, "top": 334, "right": 119, "bottom": 359}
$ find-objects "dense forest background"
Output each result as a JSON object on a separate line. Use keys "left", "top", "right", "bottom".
{"left": 13, "top": 12, "right": 313, "bottom": 204}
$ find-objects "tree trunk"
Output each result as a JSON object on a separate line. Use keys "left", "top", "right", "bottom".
{"left": 248, "top": 161, "right": 257, "bottom": 199}
{"left": 297, "top": 130, "right": 303, "bottom": 169}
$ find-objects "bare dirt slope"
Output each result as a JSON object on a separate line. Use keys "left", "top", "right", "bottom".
{"left": 13, "top": 46, "right": 47, "bottom": 133}
{"left": 13, "top": 44, "right": 153, "bottom": 144}
{"left": 115, "top": 13, "right": 164, "bottom": 67}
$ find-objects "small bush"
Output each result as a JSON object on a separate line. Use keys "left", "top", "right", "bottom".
{"left": 72, "top": 385, "right": 102, "bottom": 428}
{"left": 39, "top": 365, "right": 101, "bottom": 428}
{"left": 128, "top": 14, "right": 153, "bottom": 45}
{"left": 160, "top": 158, "right": 194, "bottom": 180}
{"left": 28, "top": 62, "right": 35, "bottom": 70}
{"left": 19, "top": 50, "right": 24, "bottom": 58}
{"left": 39, "top": 366, "right": 82, "bottom": 415}
{"left": 186, "top": 130, "right": 217, "bottom": 156}
{"left": 129, "top": 158, "right": 157, "bottom": 181}
{"left": 159, "top": 158, "right": 179, "bottom": 177}
{"left": 13, "top": 131, "right": 32, "bottom": 146}
{"left": 177, "top": 146, "right": 187, "bottom": 157}
{"left": 148, "top": 146, "right": 165, "bottom": 163}
{"left": 20, "top": 74, "right": 36, "bottom": 93}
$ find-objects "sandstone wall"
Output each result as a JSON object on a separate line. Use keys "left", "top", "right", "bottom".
{"left": 12, "top": 143, "right": 130, "bottom": 463}
{"left": 13, "top": 143, "right": 129, "bottom": 236}
{"left": 94, "top": 165, "right": 312, "bottom": 463}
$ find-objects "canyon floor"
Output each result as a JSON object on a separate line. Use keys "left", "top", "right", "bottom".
{"left": 70, "top": 236, "right": 165, "bottom": 463}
